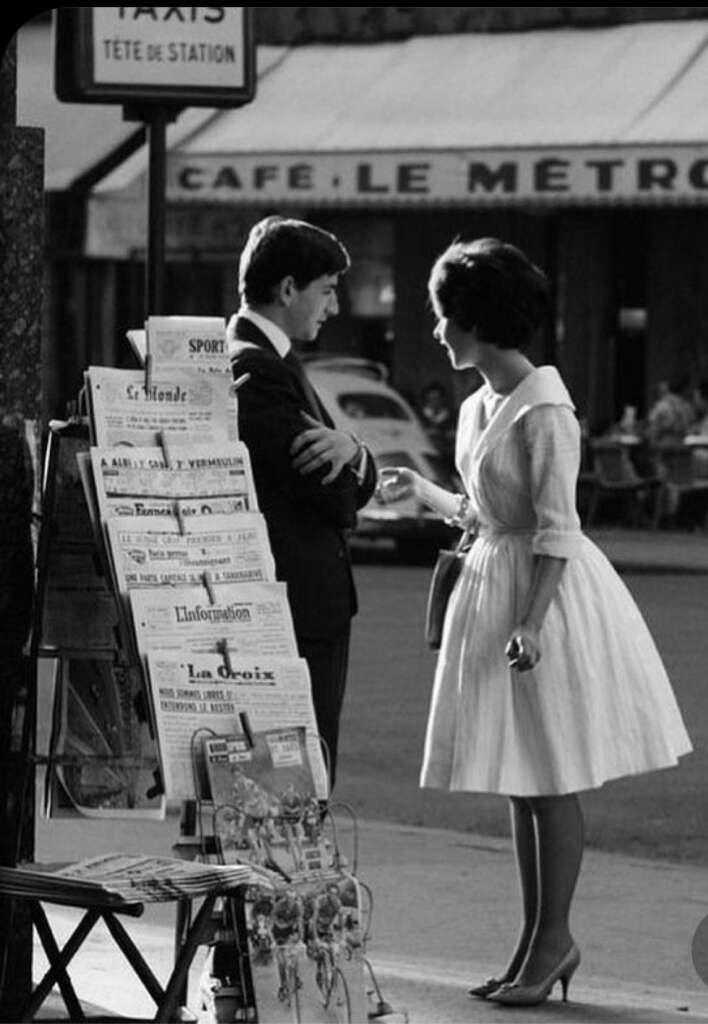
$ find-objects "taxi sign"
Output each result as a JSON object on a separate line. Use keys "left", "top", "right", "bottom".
{"left": 55, "top": 7, "right": 254, "bottom": 107}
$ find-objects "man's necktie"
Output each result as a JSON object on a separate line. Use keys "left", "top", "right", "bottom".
{"left": 283, "top": 349, "right": 325, "bottom": 422}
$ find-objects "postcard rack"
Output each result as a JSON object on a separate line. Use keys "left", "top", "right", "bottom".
{"left": 176, "top": 726, "right": 404, "bottom": 1024}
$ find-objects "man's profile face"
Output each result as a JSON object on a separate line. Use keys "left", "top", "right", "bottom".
{"left": 285, "top": 273, "right": 340, "bottom": 341}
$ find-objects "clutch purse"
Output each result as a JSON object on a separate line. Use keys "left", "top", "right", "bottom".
{"left": 424, "top": 529, "right": 474, "bottom": 651}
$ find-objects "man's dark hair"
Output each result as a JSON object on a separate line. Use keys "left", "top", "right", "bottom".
{"left": 239, "top": 216, "right": 350, "bottom": 305}
{"left": 428, "top": 237, "right": 550, "bottom": 351}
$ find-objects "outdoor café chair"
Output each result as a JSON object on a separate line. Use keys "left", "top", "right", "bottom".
{"left": 585, "top": 439, "right": 662, "bottom": 529}
{"left": 653, "top": 443, "right": 708, "bottom": 529}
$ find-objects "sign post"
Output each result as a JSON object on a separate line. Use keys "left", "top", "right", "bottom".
{"left": 55, "top": 6, "right": 255, "bottom": 318}
{"left": 146, "top": 106, "right": 169, "bottom": 315}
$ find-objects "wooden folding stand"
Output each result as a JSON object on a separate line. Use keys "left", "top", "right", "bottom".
{"left": 0, "top": 865, "right": 247, "bottom": 1022}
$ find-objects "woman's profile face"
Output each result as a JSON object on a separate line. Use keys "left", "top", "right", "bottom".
{"left": 433, "top": 314, "right": 483, "bottom": 370}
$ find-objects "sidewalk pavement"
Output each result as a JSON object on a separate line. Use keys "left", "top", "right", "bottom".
{"left": 586, "top": 527, "right": 708, "bottom": 575}
{"left": 35, "top": 816, "right": 708, "bottom": 1024}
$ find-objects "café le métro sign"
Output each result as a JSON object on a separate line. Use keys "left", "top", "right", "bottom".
{"left": 167, "top": 146, "right": 708, "bottom": 205}
{"left": 55, "top": 7, "right": 254, "bottom": 106}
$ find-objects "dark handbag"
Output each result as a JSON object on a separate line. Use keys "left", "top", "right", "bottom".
{"left": 424, "top": 530, "right": 474, "bottom": 650}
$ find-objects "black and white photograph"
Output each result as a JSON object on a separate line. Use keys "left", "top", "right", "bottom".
{"left": 1, "top": 7, "right": 708, "bottom": 1023}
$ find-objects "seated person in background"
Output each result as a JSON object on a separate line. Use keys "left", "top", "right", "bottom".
{"left": 646, "top": 379, "right": 693, "bottom": 445}
{"left": 341, "top": 398, "right": 366, "bottom": 419}
{"left": 689, "top": 382, "right": 708, "bottom": 433}
{"left": 418, "top": 381, "right": 456, "bottom": 465}
{"left": 686, "top": 383, "right": 708, "bottom": 478}
{"left": 616, "top": 404, "right": 643, "bottom": 442}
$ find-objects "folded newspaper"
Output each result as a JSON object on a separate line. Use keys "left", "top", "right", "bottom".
{"left": 0, "top": 853, "right": 271, "bottom": 905}
{"left": 88, "top": 442, "right": 259, "bottom": 517}
{"left": 145, "top": 652, "right": 327, "bottom": 801}
{"left": 127, "top": 316, "right": 230, "bottom": 375}
{"left": 84, "top": 366, "right": 239, "bottom": 447}
{"left": 129, "top": 581, "right": 298, "bottom": 661}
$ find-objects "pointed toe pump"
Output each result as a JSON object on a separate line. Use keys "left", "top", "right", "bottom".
{"left": 467, "top": 977, "right": 506, "bottom": 1000}
{"left": 489, "top": 944, "right": 580, "bottom": 1006}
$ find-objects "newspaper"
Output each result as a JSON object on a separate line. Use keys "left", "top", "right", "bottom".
{"left": 2, "top": 853, "right": 266, "bottom": 905}
{"left": 84, "top": 366, "right": 238, "bottom": 447}
{"left": 127, "top": 317, "right": 230, "bottom": 375}
{"left": 48, "top": 429, "right": 94, "bottom": 544}
{"left": 145, "top": 652, "right": 327, "bottom": 800}
{"left": 88, "top": 442, "right": 259, "bottom": 523}
{"left": 45, "top": 657, "right": 165, "bottom": 820}
{"left": 146, "top": 316, "right": 230, "bottom": 374}
{"left": 129, "top": 582, "right": 298, "bottom": 661}
{"left": 42, "top": 549, "right": 120, "bottom": 652}
{"left": 39, "top": 428, "right": 119, "bottom": 652}
{"left": 105, "top": 513, "right": 275, "bottom": 594}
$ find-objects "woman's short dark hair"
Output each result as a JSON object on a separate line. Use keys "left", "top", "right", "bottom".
{"left": 239, "top": 216, "right": 350, "bottom": 305}
{"left": 428, "top": 237, "right": 550, "bottom": 351}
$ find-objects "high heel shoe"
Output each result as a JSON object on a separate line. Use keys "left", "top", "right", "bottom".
{"left": 489, "top": 943, "right": 580, "bottom": 1006}
{"left": 467, "top": 977, "right": 506, "bottom": 1000}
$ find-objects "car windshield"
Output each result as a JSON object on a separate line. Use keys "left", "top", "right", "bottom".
{"left": 337, "top": 392, "right": 410, "bottom": 421}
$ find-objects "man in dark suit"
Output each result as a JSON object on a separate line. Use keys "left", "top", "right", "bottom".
{"left": 228, "top": 216, "right": 377, "bottom": 791}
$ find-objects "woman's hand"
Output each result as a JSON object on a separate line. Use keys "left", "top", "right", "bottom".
{"left": 375, "top": 466, "right": 422, "bottom": 504}
{"left": 505, "top": 626, "right": 541, "bottom": 673}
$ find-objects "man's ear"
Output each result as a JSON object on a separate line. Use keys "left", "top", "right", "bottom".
{"left": 276, "top": 275, "right": 297, "bottom": 307}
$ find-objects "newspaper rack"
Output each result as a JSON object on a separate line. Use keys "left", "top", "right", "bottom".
{"left": 30, "top": 417, "right": 165, "bottom": 820}
{"left": 9, "top": 417, "right": 235, "bottom": 1022}
{"left": 19, "top": 357, "right": 406, "bottom": 1022}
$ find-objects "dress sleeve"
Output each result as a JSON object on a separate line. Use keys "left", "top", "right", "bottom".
{"left": 522, "top": 404, "right": 584, "bottom": 558}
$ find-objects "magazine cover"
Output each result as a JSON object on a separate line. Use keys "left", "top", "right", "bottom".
{"left": 242, "top": 871, "right": 370, "bottom": 1024}
{"left": 204, "top": 725, "right": 329, "bottom": 881}
{"left": 205, "top": 726, "right": 316, "bottom": 819}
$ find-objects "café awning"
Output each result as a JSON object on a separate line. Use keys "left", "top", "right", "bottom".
{"left": 174, "top": 21, "right": 708, "bottom": 151}
{"left": 84, "top": 20, "right": 708, "bottom": 253}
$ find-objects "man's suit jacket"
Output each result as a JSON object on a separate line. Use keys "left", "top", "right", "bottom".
{"left": 230, "top": 315, "right": 377, "bottom": 639}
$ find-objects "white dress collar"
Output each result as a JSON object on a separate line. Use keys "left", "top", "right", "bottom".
{"left": 472, "top": 365, "right": 575, "bottom": 463}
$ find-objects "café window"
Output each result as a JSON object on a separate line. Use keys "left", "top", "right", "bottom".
{"left": 613, "top": 214, "right": 648, "bottom": 420}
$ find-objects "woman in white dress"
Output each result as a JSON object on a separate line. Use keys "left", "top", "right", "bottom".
{"left": 379, "top": 238, "right": 692, "bottom": 1007}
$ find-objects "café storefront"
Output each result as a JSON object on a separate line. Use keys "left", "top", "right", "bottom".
{"left": 63, "top": 20, "right": 708, "bottom": 427}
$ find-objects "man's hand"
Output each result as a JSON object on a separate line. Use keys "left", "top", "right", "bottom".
{"left": 290, "top": 412, "right": 360, "bottom": 485}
